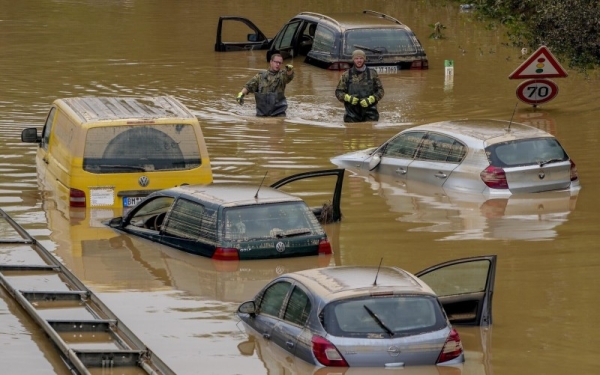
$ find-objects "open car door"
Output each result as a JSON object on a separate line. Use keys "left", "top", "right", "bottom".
{"left": 415, "top": 255, "right": 496, "bottom": 326}
{"left": 270, "top": 168, "right": 345, "bottom": 223}
{"left": 215, "top": 16, "right": 272, "bottom": 52}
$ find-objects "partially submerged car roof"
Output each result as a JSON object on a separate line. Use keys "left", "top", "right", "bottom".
{"left": 286, "top": 266, "right": 436, "bottom": 303}
{"left": 414, "top": 119, "right": 554, "bottom": 144}
{"left": 296, "top": 10, "right": 407, "bottom": 30}
{"left": 162, "top": 184, "right": 304, "bottom": 207}
{"left": 58, "top": 95, "right": 196, "bottom": 124}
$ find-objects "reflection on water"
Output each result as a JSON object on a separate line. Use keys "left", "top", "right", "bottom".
{"left": 345, "top": 171, "right": 578, "bottom": 241}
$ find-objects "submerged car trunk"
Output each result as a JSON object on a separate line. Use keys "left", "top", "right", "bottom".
{"left": 504, "top": 162, "right": 572, "bottom": 193}
{"left": 327, "top": 331, "right": 449, "bottom": 367}
{"left": 234, "top": 235, "right": 322, "bottom": 260}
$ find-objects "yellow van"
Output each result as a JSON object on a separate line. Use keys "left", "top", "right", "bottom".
{"left": 21, "top": 96, "right": 213, "bottom": 208}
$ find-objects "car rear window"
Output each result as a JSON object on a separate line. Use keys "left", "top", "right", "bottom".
{"left": 223, "top": 202, "right": 323, "bottom": 241}
{"left": 83, "top": 124, "right": 202, "bottom": 174}
{"left": 322, "top": 295, "right": 446, "bottom": 338}
{"left": 344, "top": 29, "right": 417, "bottom": 55}
{"left": 486, "top": 137, "right": 568, "bottom": 167}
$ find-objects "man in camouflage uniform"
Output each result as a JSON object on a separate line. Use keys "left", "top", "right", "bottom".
{"left": 236, "top": 54, "right": 294, "bottom": 117}
{"left": 335, "top": 49, "right": 384, "bottom": 122}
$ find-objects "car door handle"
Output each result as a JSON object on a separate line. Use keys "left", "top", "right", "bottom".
{"left": 395, "top": 168, "right": 407, "bottom": 175}
{"left": 262, "top": 333, "right": 270, "bottom": 340}
{"left": 286, "top": 341, "right": 295, "bottom": 349}
{"left": 434, "top": 172, "right": 447, "bottom": 179}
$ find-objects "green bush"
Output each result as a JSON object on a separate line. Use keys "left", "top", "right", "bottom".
{"left": 461, "top": 0, "right": 600, "bottom": 70}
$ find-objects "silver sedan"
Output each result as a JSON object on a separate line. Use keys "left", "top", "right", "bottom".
{"left": 236, "top": 255, "right": 496, "bottom": 367}
{"left": 331, "top": 119, "right": 580, "bottom": 196}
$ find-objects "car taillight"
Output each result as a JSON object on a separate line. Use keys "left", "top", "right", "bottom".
{"left": 69, "top": 188, "right": 86, "bottom": 207}
{"left": 480, "top": 166, "right": 509, "bottom": 189}
{"left": 436, "top": 328, "right": 463, "bottom": 364}
{"left": 328, "top": 62, "right": 352, "bottom": 70}
{"left": 318, "top": 238, "right": 332, "bottom": 255}
{"left": 311, "top": 335, "right": 348, "bottom": 367}
{"left": 410, "top": 59, "right": 429, "bottom": 69}
{"left": 570, "top": 160, "right": 578, "bottom": 181}
{"left": 212, "top": 247, "right": 239, "bottom": 261}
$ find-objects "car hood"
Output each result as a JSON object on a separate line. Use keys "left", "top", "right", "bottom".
{"left": 330, "top": 147, "right": 378, "bottom": 170}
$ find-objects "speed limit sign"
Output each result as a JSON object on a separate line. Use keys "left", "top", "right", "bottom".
{"left": 516, "top": 79, "right": 559, "bottom": 106}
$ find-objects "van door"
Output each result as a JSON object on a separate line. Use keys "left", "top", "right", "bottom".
{"left": 270, "top": 20, "right": 302, "bottom": 59}
{"left": 214, "top": 16, "right": 271, "bottom": 52}
{"left": 415, "top": 255, "right": 496, "bottom": 326}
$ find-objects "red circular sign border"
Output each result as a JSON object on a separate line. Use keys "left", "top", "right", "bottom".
{"left": 516, "top": 79, "right": 559, "bottom": 105}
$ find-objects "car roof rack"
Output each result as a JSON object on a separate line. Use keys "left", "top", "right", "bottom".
{"left": 297, "top": 12, "right": 341, "bottom": 27}
{"left": 363, "top": 10, "right": 403, "bottom": 25}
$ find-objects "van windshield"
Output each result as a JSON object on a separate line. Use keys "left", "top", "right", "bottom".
{"left": 83, "top": 124, "right": 202, "bottom": 173}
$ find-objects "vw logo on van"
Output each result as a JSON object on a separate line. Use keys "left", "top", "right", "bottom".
{"left": 138, "top": 176, "right": 150, "bottom": 187}
{"left": 276, "top": 242, "right": 286, "bottom": 253}
{"left": 538, "top": 171, "right": 545, "bottom": 180}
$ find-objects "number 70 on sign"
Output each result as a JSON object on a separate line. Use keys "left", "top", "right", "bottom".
{"left": 516, "top": 78, "right": 559, "bottom": 106}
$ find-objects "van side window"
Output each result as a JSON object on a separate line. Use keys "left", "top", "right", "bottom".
{"left": 312, "top": 27, "right": 336, "bottom": 53}
{"left": 41, "top": 108, "right": 57, "bottom": 150}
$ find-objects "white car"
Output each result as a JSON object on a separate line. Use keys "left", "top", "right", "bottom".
{"left": 331, "top": 119, "right": 580, "bottom": 197}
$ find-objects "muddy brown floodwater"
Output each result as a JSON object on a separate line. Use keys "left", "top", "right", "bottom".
{"left": 1, "top": 1, "right": 599, "bottom": 374}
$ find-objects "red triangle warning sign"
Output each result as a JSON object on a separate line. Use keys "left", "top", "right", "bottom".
{"left": 509, "top": 46, "right": 568, "bottom": 79}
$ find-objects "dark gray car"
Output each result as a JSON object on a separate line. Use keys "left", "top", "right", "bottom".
{"left": 237, "top": 255, "right": 496, "bottom": 367}
{"left": 215, "top": 10, "right": 428, "bottom": 72}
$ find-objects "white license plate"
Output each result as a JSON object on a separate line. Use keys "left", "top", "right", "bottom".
{"left": 373, "top": 65, "right": 398, "bottom": 74}
{"left": 123, "top": 197, "right": 145, "bottom": 207}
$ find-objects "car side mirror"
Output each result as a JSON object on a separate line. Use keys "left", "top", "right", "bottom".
{"left": 107, "top": 217, "right": 123, "bottom": 228}
{"left": 21, "top": 128, "right": 40, "bottom": 143}
{"left": 247, "top": 33, "right": 258, "bottom": 42}
{"left": 238, "top": 300, "right": 257, "bottom": 316}
{"left": 368, "top": 152, "right": 382, "bottom": 171}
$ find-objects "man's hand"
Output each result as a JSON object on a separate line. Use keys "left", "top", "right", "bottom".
{"left": 285, "top": 64, "right": 294, "bottom": 72}
{"left": 360, "top": 95, "right": 376, "bottom": 107}
{"left": 236, "top": 92, "right": 244, "bottom": 105}
{"left": 344, "top": 94, "right": 359, "bottom": 105}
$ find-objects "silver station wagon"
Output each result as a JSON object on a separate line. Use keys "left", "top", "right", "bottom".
{"left": 331, "top": 119, "right": 580, "bottom": 196}
{"left": 237, "top": 255, "right": 496, "bottom": 367}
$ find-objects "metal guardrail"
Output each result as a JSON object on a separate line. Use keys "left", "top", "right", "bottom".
{"left": 0, "top": 208, "right": 175, "bottom": 375}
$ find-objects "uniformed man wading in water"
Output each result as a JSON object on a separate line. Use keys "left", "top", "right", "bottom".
{"left": 335, "top": 49, "right": 384, "bottom": 122}
{"left": 236, "top": 54, "right": 294, "bottom": 117}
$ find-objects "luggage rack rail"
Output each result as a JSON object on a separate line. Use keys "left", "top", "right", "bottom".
{"left": 0, "top": 209, "right": 175, "bottom": 375}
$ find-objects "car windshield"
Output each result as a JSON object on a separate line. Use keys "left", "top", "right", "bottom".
{"left": 486, "top": 137, "right": 568, "bottom": 167}
{"left": 322, "top": 295, "right": 446, "bottom": 338}
{"left": 83, "top": 124, "right": 202, "bottom": 173}
{"left": 344, "top": 29, "right": 417, "bottom": 55}
{"left": 223, "top": 202, "right": 322, "bottom": 241}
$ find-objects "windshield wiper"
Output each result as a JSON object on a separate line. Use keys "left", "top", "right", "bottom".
{"left": 353, "top": 44, "right": 382, "bottom": 54}
{"left": 275, "top": 229, "right": 311, "bottom": 238}
{"left": 363, "top": 305, "right": 394, "bottom": 337}
{"left": 539, "top": 158, "right": 565, "bottom": 167}
{"left": 95, "top": 164, "right": 148, "bottom": 172}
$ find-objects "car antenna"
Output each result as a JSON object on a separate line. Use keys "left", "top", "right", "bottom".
{"left": 373, "top": 257, "right": 384, "bottom": 286}
{"left": 507, "top": 101, "right": 518, "bottom": 131}
{"left": 255, "top": 171, "right": 268, "bottom": 199}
